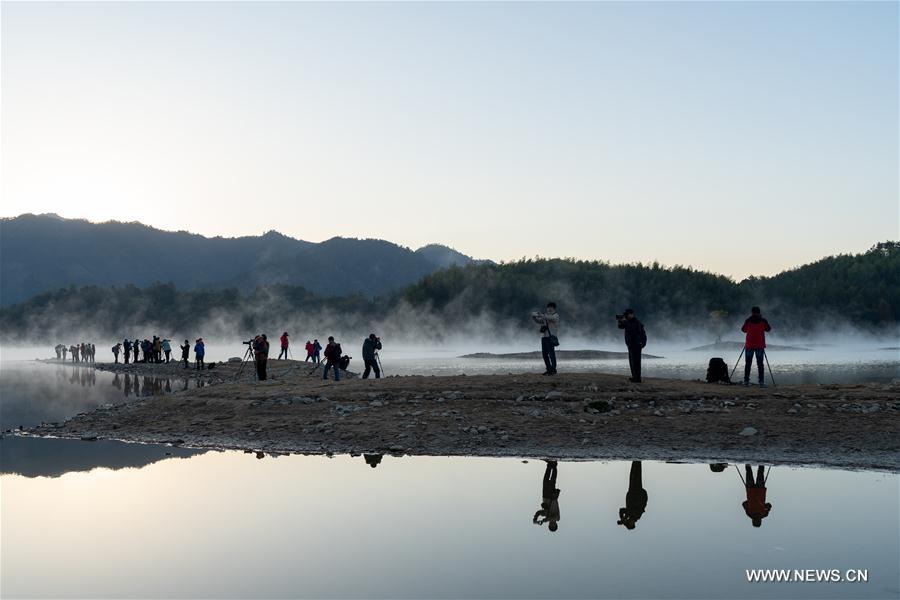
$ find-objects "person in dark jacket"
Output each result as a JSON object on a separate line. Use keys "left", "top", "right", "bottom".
{"left": 180, "top": 340, "right": 190, "bottom": 368}
{"left": 253, "top": 334, "right": 270, "bottom": 380}
{"left": 531, "top": 302, "right": 560, "bottom": 376}
{"left": 313, "top": 339, "right": 322, "bottom": 364}
{"left": 123, "top": 339, "right": 131, "bottom": 364}
{"left": 617, "top": 461, "right": 648, "bottom": 530}
{"left": 361, "top": 334, "right": 383, "bottom": 379}
{"left": 617, "top": 309, "right": 647, "bottom": 382}
{"left": 741, "top": 307, "right": 772, "bottom": 387}
{"left": 112, "top": 343, "right": 121, "bottom": 363}
{"left": 194, "top": 338, "right": 205, "bottom": 370}
{"left": 322, "top": 336, "right": 341, "bottom": 381}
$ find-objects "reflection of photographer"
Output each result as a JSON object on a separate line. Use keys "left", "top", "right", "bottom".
{"left": 617, "top": 309, "right": 647, "bottom": 383}
{"left": 252, "top": 334, "right": 270, "bottom": 381}
{"left": 531, "top": 302, "right": 560, "bottom": 376}
{"left": 362, "top": 333, "right": 383, "bottom": 379}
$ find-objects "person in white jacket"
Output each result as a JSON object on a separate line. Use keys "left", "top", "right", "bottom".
{"left": 531, "top": 302, "right": 560, "bottom": 375}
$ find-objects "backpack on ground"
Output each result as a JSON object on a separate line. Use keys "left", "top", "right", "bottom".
{"left": 706, "top": 357, "right": 731, "bottom": 384}
{"left": 339, "top": 355, "right": 351, "bottom": 370}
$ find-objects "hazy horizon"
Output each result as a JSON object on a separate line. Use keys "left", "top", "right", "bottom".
{"left": 2, "top": 2, "right": 897, "bottom": 280}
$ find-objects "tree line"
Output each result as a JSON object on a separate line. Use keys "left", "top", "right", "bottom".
{"left": 2, "top": 242, "right": 896, "bottom": 342}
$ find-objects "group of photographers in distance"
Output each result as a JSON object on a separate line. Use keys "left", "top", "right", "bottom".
{"left": 244, "top": 332, "right": 383, "bottom": 382}
{"left": 531, "top": 303, "right": 773, "bottom": 386}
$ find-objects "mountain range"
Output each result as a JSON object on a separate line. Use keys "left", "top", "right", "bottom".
{"left": 0, "top": 214, "right": 478, "bottom": 305}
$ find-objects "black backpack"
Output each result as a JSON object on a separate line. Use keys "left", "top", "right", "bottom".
{"left": 339, "top": 355, "right": 351, "bottom": 370}
{"left": 706, "top": 357, "right": 731, "bottom": 384}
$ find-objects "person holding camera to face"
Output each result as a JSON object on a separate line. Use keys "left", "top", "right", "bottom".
{"left": 361, "top": 333, "right": 383, "bottom": 379}
{"left": 617, "top": 308, "right": 646, "bottom": 383}
{"left": 532, "top": 302, "right": 560, "bottom": 376}
{"left": 253, "top": 334, "right": 270, "bottom": 381}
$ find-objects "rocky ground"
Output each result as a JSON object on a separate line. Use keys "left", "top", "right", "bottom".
{"left": 26, "top": 359, "right": 900, "bottom": 471}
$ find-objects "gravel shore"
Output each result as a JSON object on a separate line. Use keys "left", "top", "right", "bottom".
{"left": 26, "top": 360, "right": 900, "bottom": 471}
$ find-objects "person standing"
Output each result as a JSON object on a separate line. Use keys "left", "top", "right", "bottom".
{"left": 305, "top": 340, "right": 314, "bottom": 362}
{"left": 161, "top": 339, "right": 172, "bottom": 363}
{"left": 361, "top": 334, "right": 383, "bottom": 379}
{"left": 617, "top": 309, "right": 647, "bottom": 383}
{"left": 153, "top": 337, "right": 162, "bottom": 363}
{"left": 742, "top": 465, "right": 772, "bottom": 528}
{"left": 112, "top": 343, "right": 121, "bottom": 363}
{"left": 253, "top": 334, "right": 270, "bottom": 381}
{"left": 531, "top": 302, "right": 560, "bottom": 376}
{"left": 123, "top": 339, "right": 131, "bottom": 364}
{"left": 278, "top": 332, "right": 289, "bottom": 360}
{"left": 180, "top": 340, "right": 190, "bottom": 368}
{"left": 322, "top": 336, "right": 342, "bottom": 381}
{"left": 313, "top": 339, "right": 322, "bottom": 364}
{"left": 61, "top": 345, "right": 68, "bottom": 361}
{"left": 194, "top": 338, "right": 205, "bottom": 370}
{"left": 741, "top": 306, "right": 772, "bottom": 387}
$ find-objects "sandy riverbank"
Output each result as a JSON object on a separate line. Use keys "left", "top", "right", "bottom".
{"left": 24, "top": 359, "right": 900, "bottom": 471}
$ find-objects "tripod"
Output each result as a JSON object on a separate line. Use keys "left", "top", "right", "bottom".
{"left": 729, "top": 346, "right": 776, "bottom": 387}
{"left": 235, "top": 343, "right": 255, "bottom": 379}
{"left": 375, "top": 351, "right": 385, "bottom": 377}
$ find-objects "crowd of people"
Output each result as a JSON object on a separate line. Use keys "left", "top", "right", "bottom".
{"left": 54, "top": 343, "right": 96, "bottom": 363}
{"left": 106, "top": 336, "right": 203, "bottom": 369}
{"left": 247, "top": 332, "right": 381, "bottom": 382}
{"left": 53, "top": 305, "right": 771, "bottom": 387}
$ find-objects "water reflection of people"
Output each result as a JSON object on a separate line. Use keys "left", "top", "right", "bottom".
{"left": 617, "top": 461, "right": 648, "bottom": 530}
{"left": 364, "top": 454, "right": 383, "bottom": 468}
{"left": 742, "top": 465, "right": 772, "bottom": 528}
{"left": 533, "top": 460, "right": 561, "bottom": 532}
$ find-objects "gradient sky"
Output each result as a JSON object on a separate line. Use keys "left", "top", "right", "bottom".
{"left": 2, "top": 1, "right": 897, "bottom": 279}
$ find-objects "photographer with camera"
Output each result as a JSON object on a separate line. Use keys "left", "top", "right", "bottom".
{"left": 252, "top": 334, "right": 270, "bottom": 380}
{"left": 741, "top": 306, "right": 772, "bottom": 387}
{"left": 617, "top": 309, "right": 646, "bottom": 383}
{"left": 322, "top": 336, "right": 342, "bottom": 381}
{"left": 361, "top": 333, "right": 383, "bottom": 379}
{"left": 531, "top": 302, "right": 560, "bottom": 376}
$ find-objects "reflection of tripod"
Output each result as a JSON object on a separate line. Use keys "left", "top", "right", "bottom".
{"left": 729, "top": 346, "right": 776, "bottom": 387}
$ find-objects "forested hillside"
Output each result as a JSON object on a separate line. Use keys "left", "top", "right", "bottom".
{"left": 2, "top": 243, "right": 895, "bottom": 342}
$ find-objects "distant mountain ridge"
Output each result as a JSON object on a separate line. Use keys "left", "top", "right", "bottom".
{"left": 0, "top": 214, "right": 479, "bottom": 305}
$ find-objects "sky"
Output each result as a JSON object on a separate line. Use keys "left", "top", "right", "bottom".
{"left": 1, "top": 1, "right": 897, "bottom": 279}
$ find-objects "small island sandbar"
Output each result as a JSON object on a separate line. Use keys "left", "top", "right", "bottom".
{"left": 23, "top": 359, "right": 900, "bottom": 472}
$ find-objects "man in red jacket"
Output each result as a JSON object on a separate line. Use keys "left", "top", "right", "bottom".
{"left": 741, "top": 306, "right": 772, "bottom": 387}
{"left": 278, "top": 332, "right": 289, "bottom": 360}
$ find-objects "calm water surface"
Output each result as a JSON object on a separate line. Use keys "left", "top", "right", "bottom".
{"left": 1, "top": 361, "right": 898, "bottom": 599}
